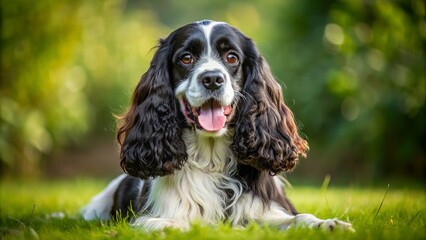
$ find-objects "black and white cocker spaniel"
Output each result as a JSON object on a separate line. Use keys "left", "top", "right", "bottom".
{"left": 81, "top": 20, "right": 354, "bottom": 232}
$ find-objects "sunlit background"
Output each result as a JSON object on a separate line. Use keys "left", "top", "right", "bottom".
{"left": 1, "top": 0, "right": 425, "bottom": 184}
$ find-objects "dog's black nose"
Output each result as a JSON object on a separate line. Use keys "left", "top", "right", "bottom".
{"left": 200, "top": 71, "right": 224, "bottom": 91}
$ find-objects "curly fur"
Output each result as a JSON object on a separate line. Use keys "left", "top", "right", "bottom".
{"left": 117, "top": 36, "right": 188, "bottom": 179}
{"left": 231, "top": 45, "right": 308, "bottom": 174}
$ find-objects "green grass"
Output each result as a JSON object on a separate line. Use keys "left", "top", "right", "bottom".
{"left": 0, "top": 178, "right": 425, "bottom": 239}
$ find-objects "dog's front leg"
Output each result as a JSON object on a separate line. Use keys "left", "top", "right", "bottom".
{"left": 231, "top": 194, "right": 354, "bottom": 231}
{"left": 292, "top": 213, "right": 355, "bottom": 231}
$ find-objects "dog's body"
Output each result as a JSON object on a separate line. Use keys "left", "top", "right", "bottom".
{"left": 81, "top": 20, "right": 353, "bottom": 231}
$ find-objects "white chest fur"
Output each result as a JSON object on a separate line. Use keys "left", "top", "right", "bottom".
{"left": 135, "top": 130, "right": 243, "bottom": 229}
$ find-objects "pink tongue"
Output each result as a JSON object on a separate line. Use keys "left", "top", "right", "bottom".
{"left": 198, "top": 100, "right": 226, "bottom": 132}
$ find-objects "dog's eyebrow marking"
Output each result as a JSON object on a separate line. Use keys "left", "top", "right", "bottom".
{"left": 200, "top": 21, "right": 225, "bottom": 57}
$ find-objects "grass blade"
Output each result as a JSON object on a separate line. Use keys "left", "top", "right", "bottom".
{"left": 374, "top": 184, "right": 390, "bottom": 221}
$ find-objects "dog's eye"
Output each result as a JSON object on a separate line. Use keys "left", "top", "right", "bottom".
{"left": 181, "top": 54, "right": 194, "bottom": 65}
{"left": 226, "top": 53, "right": 239, "bottom": 64}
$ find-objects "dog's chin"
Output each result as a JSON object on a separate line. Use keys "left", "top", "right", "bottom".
{"left": 181, "top": 97, "right": 233, "bottom": 137}
{"left": 196, "top": 128, "right": 229, "bottom": 137}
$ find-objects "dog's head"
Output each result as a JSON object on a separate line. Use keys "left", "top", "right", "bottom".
{"left": 117, "top": 20, "right": 308, "bottom": 179}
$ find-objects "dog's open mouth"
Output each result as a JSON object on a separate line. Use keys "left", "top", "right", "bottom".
{"left": 182, "top": 98, "right": 233, "bottom": 132}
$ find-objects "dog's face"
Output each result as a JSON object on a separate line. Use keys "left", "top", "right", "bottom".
{"left": 117, "top": 20, "right": 308, "bottom": 179}
{"left": 171, "top": 21, "right": 244, "bottom": 135}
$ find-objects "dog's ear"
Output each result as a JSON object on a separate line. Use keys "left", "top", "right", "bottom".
{"left": 231, "top": 42, "right": 308, "bottom": 174}
{"left": 117, "top": 37, "right": 187, "bottom": 180}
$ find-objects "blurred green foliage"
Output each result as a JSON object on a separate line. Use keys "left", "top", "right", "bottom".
{"left": 266, "top": 0, "right": 425, "bottom": 180}
{"left": 1, "top": 0, "right": 166, "bottom": 175}
{"left": 1, "top": 0, "right": 424, "bottom": 180}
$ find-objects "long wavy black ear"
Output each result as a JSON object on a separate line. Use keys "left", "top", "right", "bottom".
{"left": 117, "top": 37, "right": 187, "bottom": 180}
{"left": 231, "top": 46, "right": 308, "bottom": 174}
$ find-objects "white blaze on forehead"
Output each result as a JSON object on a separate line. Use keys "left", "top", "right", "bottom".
{"left": 200, "top": 21, "right": 225, "bottom": 57}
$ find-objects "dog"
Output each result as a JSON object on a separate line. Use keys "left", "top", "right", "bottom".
{"left": 81, "top": 20, "right": 354, "bottom": 232}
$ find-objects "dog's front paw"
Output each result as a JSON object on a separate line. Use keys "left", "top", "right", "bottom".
{"left": 294, "top": 214, "right": 355, "bottom": 232}
{"left": 317, "top": 218, "right": 355, "bottom": 232}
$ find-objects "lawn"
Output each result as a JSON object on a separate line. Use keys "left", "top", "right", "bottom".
{"left": 0, "top": 178, "right": 424, "bottom": 240}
